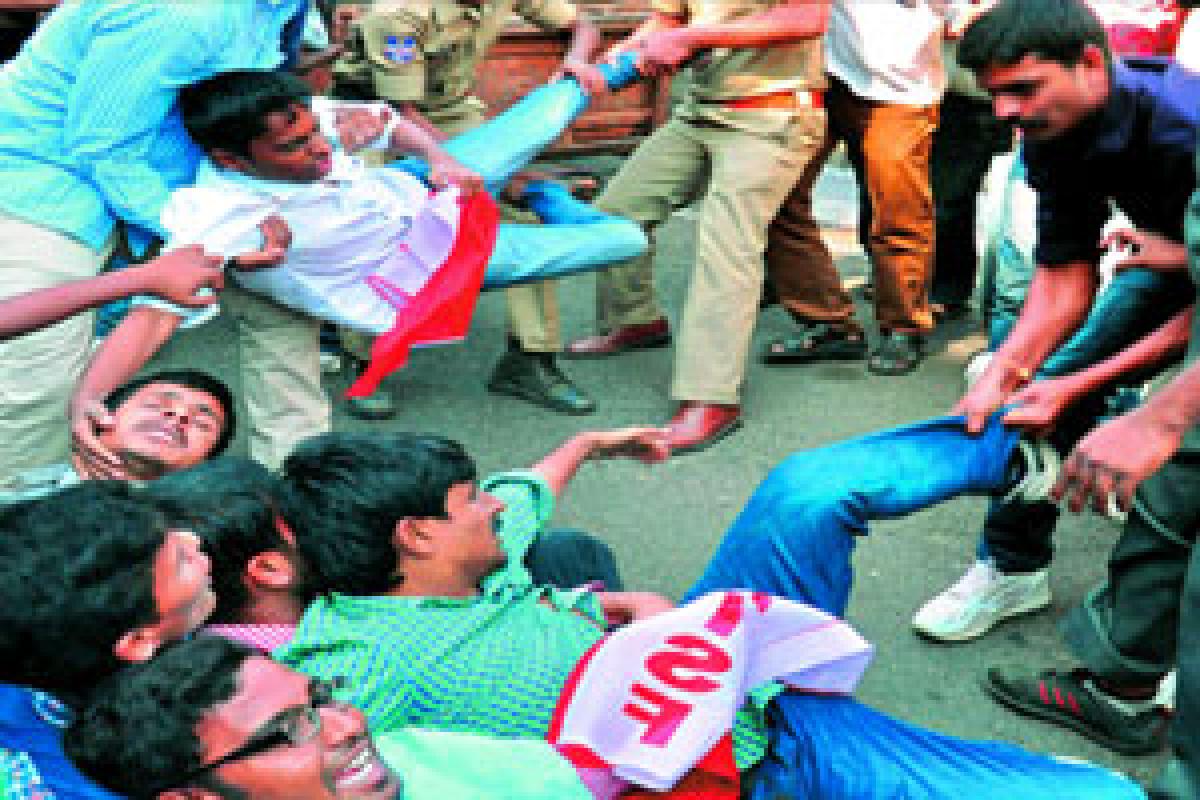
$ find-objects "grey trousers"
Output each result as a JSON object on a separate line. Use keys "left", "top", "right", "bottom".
{"left": 1061, "top": 450, "right": 1200, "bottom": 800}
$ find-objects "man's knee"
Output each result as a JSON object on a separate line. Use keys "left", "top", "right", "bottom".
{"left": 525, "top": 527, "right": 624, "bottom": 591}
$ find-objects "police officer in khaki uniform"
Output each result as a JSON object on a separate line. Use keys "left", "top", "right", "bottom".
{"left": 335, "top": 0, "right": 604, "bottom": 417}
{"left": 565, "top": 0, "right": 831, "bottom": 453}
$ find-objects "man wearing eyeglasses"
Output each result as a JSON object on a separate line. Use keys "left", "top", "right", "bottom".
{"left": 66, "top": 637, "right": 594, "bottom": 800}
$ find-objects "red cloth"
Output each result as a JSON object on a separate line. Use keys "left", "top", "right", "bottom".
{"left": 347, "top": 191, "right": 500, "bottom": 397}
{"left": 1090, "top": 0, "right": 1184, "bottom": 56}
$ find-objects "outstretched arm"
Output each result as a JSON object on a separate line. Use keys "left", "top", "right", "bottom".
{"left": 385, "top": 115, "right": 484, "bottom": 195}
{"left": 0, "top": 247, "right": 223, "bottom": 342}
{"left": 1054, "top": 351, "right": 1200, "bottom": 514}
{"left": 956, "top": 261, "right": 1098, "bottom": 432}
{"left": 632, "top": 0, "right": 829, "bottom": 76}
{"left": 532, "top": 428, "right": 670, "bottom": 499}
{"left": 554, "top": 14, "right": 607, "bottom": 94}
{"left": 69, "top": 306, "right": 183, "bottom": 479}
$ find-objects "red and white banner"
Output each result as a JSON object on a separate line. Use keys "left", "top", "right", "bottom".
{"left": 548, "top": 591, "right": 874, "bottom": 798}
{"left": 348, "top": 191, "right": 499, "bottom": 397}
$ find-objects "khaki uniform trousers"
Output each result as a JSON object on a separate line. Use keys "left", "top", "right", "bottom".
{"left": 0, "top": 214, "right": 115, "bottom": 479}
{"left": 594, "top": 111, "right": 826, "bottom": 405}
{"left": 219, "top": 285, "right": 328, "bottom": 470}
{"left": 768, "top": 79, "right": 939, "bottom": 334}
{"left": 341, "top": 103, "right": 561, "bottom": 363}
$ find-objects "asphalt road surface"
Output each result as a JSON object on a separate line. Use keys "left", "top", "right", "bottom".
{"left": 146, "top": 164, "right": 1167, "bottom": 788}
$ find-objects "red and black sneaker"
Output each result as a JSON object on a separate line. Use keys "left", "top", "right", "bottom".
{"left": 985, "top": 666, "right": 1169, "bottom": 756}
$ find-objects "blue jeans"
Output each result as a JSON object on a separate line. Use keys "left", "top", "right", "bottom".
{"left": 979, "top": 266, "right": 1191, "bottom": 573}
{"left": 388, "top": 53, "right": 648, "bottom": 290}
{"left": 684, "top": 414, "right": 1144, "bottom": 799}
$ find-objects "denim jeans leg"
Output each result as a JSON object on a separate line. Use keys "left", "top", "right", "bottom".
{"left": 743, "top": 692, "right": 1144, "bottom": 799}
{"left": 685, "top": 413, "right": 1020, "bottom": 617}
{"left": 482, "top": 218, "right": 647, "bottom": 289}
{"left": 388, "top": 54, "right": 640, "bottom": 193}
{"left": 978, "top": 267, "right": 1184, "bottom": 572}
{"left": 524, "top": 528, "right": 624, "bottom": 592}
{"left": 1038, "top": 268, "right": 1190, "bottom": 380}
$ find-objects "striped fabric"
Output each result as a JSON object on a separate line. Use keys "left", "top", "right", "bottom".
{"left": 0, "top": 0, "right": 307, "bottom": 251}
{"left": 276, "top": 470, "right": 773, "bottom": 770}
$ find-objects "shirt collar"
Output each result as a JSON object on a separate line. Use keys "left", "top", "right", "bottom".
{"left": 204, "top": 151, "right": 364, "bottom": 198}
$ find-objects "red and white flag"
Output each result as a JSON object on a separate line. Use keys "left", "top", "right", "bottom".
{"left": 348, "top": 191, "right": 499, "bottom": 396}
{"left": 547, "top": 591, "right": 874, "bottom": 799}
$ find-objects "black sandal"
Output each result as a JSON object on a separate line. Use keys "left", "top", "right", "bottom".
{"left": 762, "top": 323, "right": 867, "bottom": 365}
{"left": 867, "top": 330, "right": 925, "bottom": 376}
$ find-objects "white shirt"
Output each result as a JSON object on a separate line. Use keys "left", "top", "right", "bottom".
{"left": 141, "top": 98, "right": 462, "bottom": 335}
{"left": 825, "top": 0, "right": 955, "bottom": 106}
{"left": 1176, "top": 10, "right": 1200, "bottom": 73}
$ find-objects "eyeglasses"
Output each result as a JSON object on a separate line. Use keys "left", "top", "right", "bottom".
{"left": 160, "top": 677, "right": 347, "bottom": 795}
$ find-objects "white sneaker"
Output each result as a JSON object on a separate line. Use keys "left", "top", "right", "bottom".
{"left": 912, "top": 559, "right": 1051, "bottom": 642}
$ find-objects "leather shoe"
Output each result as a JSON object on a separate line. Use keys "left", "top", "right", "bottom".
{"left": 345, "top": 360, "right": 397, "bottom": 420}
{"left": 666, "top": 402, "right": 742, "bottom": 454}
{"left": 488, "top": 349, "right": 596, "bottom": 415}
{"left": 565, "top": 318, "right": 670, "bottom": 359}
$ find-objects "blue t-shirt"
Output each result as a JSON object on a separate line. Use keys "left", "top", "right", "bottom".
{"left": 1025, "top": 58, "right": 1200, "bottom": 266}
{"left": 0, "top": 685, "right": 119, "bottom": 799}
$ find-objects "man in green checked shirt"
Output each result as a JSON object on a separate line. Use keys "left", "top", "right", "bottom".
{"left": 270, "top": 423, "right": 1142, "bottom": 799}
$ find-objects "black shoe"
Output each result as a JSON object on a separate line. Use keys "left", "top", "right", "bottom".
{"left": 867, "top": 331, "right": 925, "bottom": 376}
{"left": 932, "top": 301, "right": 971, "bottom": 323}
{"left": 487, "top": 349, "right": 596, "bottom": 415}
{"left": 762, "top": 323, "right": 867, "bottom": 365}
{"left": 985, "top": 666, "right": 1168, "bottom": 756}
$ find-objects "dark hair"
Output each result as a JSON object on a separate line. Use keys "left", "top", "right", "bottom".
{"left": 0, "top": 483, "right": 167, "bottom": 699}
{"left": 959, "top": 0, "right": 1110, "bottom": 73}
{"left": 146, "top": 457, "right": 300, "bottom": 624}
{"left": 181, "top": 69, "right": 313, "bottom": 156}
{"left": 105, "top": 369, "right": 237, "bottom": 458}
{"left": 281, "top": 432, "right": 476, "bottom": 598}
{"left": 65, "top": 636, "right": 254, "bottom": 799}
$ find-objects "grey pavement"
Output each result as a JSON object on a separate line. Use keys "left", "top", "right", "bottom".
{"left": 147, "top": 161, "right": 1166, "bottom": 788}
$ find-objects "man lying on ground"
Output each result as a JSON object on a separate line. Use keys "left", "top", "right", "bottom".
{"left": 59, "top": 413, "right": 1143, "bottom": 798}
{"left": 144, "top": 456, "right": 628, "bottom": 645}
{"left": 263, "top": 423, "right": 1141, "bottom": 798}
{"left": 1, "top": 369, "right": 236, "bottom": 500}
{"left": 0, "top": 482, "right": 215, "bottom": 799}
{"left": 0, "top": 372, "right": 234, "bottom": 797}
{"left": 68, "top": 637, "right": 599, "bottom": 800}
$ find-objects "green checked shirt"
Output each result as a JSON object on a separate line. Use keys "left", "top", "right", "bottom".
{"left": 276, "top": 470, "right": 773, "bottom": 770}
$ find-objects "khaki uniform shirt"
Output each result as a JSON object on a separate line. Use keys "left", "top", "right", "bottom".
{"left": 338, "top": 0, "right": 577, "bottom": 124}
{"left": 658, "top": 0, "right": 825, "bottom": 135}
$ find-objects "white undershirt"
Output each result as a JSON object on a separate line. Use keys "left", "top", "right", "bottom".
{"left": 825, "top": 0, "right": 954, "bottom": 106}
